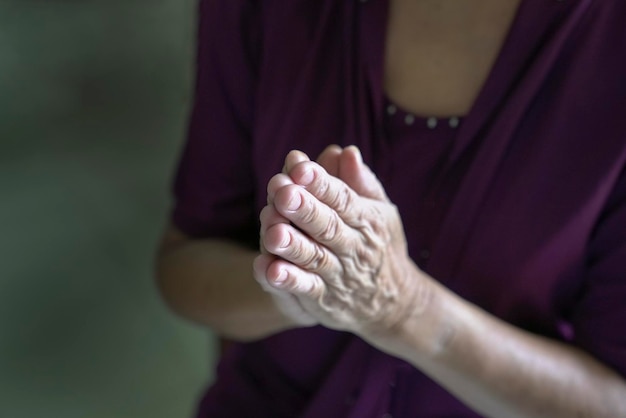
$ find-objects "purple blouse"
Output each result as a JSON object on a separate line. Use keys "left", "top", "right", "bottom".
{"left": 172, "top": 0, "right": 626, "bottom": 416}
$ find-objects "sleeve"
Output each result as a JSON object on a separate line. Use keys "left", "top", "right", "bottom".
{"left": 171, "top": 0, "right": 261, "bottom": 244}
{"left": 571, "top": 164, "right": 626, "bottom": 378}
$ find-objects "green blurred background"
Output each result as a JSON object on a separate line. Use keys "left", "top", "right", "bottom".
{"left": 0, "top": 1, "right": 215, "bottom": 417}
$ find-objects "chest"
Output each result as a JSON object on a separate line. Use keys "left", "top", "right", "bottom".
{"left": 383, "top": 0, "right": 520, "bottom": 117}
{"left": 251, "top": 0, "right": 626, "bottom": 336}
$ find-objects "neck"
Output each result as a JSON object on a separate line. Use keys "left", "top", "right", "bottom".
{"left": 384, "top": 0, "right": 523, "bottom": 117}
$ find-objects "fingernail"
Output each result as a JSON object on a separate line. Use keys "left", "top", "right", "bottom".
{"left": 274, "top": 269, "right": 287, "bottom": 286}
{"left": 287, "top": 192, "right": 302, "bottom": 211}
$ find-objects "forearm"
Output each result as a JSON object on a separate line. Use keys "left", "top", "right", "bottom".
{"left": 371, "top": 271, "right": 626, "bottom": 418}
{"left": 156, "top": 234, "right": 295, "bottom": 341}
{"left": 257, "top": 147, "right": 626, "bottom": 415}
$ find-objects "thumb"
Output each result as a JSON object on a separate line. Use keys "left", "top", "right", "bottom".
{"left": 339, "top": 146, "right": 388, "bottom": 201}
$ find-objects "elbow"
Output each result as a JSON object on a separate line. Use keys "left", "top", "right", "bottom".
{"left": 153, "top": 225, "right": 194, "bottom": 318}
{"left": 154, "top": 250, "right": 185, "bottom": 318}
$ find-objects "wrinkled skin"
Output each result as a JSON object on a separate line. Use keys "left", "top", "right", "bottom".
{"left": 253, "top": 146, "right": 424, "bottom": 337}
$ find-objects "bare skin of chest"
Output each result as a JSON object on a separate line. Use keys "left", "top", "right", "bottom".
{"left": 384, "top": 0, "right": 521, "bottom": 117}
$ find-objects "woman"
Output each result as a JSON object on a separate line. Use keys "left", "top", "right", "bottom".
{"left": 157, "top": 0, "right": 626, "bottom": 416}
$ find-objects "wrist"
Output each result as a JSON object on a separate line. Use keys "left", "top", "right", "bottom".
{"left": 360, "top": 262, "right": 450, "bottom": 360}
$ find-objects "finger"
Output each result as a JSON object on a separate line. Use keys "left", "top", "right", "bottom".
{"left": 253, "top": 253, "right": 281, "bottom": 292}
{"left": 253, "top": 255, "right": 319, "bottom": 325}
{"left": 264, "top": 257, "right": 326, "bottom": 297}
{"left": 273, "top": 183, "right": 361, "bottom": 253}
{"left": 282, "top": 150, "right": 310, "bottom": 174}
{"left": 316, "top": 144, "right": 342, "bottom": 177}
{"left": 262, "top": 219, "right": 343, "bottom": 280}
{"left": 287, "top": 161, "right": 368, "bottom": 225}
{"left": 254, "top": 253, "right": 306, "bottom": 293}
{"left": 340, "top": 146, "right": 389, "bottom": 202}
{"left": 259, "top": 204, "right": 290, "bottom": 254}
{"left": 267, "top": 173, "right": 294, "bottom": 205}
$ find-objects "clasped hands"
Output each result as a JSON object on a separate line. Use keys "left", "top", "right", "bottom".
{"left": 253, "top": 145, "right": 428, "bottom": 339}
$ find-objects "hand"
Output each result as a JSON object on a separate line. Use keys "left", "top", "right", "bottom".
{"left": 253, "top": 145, "right": 346, "bottom": 328}
{"left": 254, "top": 146, "right": 426, "bottom": 337}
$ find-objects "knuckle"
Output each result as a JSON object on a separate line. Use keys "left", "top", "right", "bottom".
{"left": 299, "top": 197, "right": 319, "bottom": 225}
{"left": 301, "top": 244, "right": 327, "bottom": 271}
{"left": 331, "top": 186, "right": 353, "bottom": 215}
{"left": 319, "top": 212, "right": 340, "bottom": 242}
{"left": 301, "top": 163, "right": 331, "bottom": 201}
{"left": 309, "top": 278, "right": 325, "bottom": 298}
{"left": 369, "top": 216, "right": 386, "bottom": 238}
{"left": 287, "top": 235, "right": 306, "bottom": 260}
{"left": 314, "top": 171, "right": 330, "bottom": 198}
{"left": 358, "top": 205, "right": 387, "bottom": 240}
{"left": 355, "top": 245, "right": 381, "bottom": 276}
